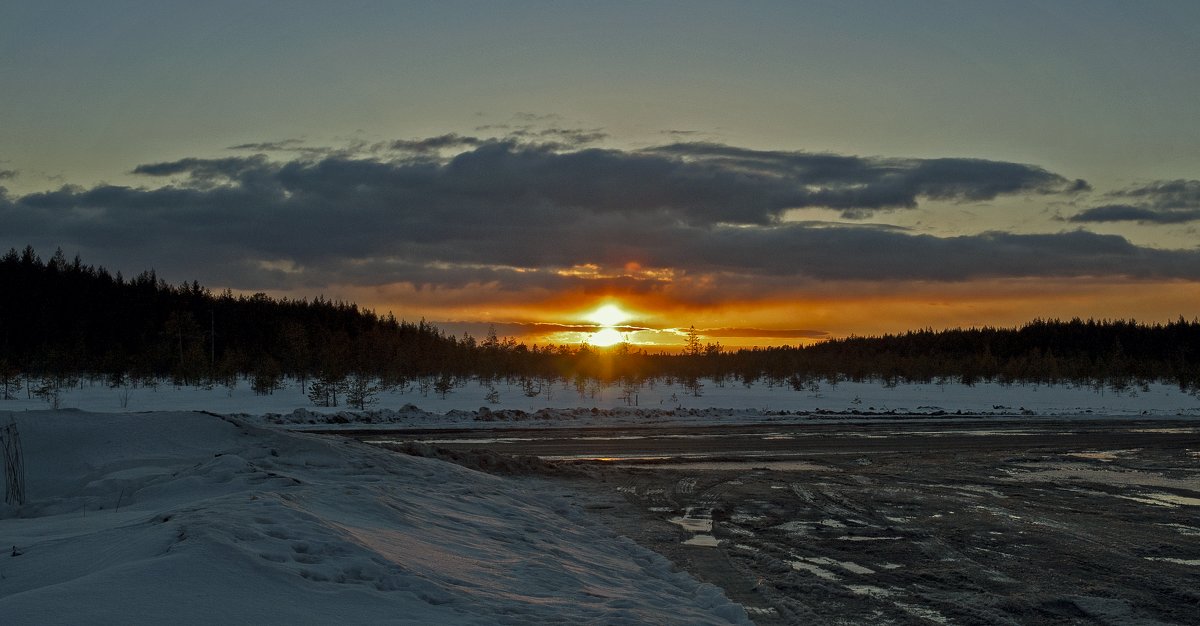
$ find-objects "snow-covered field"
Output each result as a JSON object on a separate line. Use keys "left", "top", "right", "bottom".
{"left": 0, "top": 410, "right": 750, "bottom": 624}
{"left": 5, "top": 378, "right": 1198, "bottom": 430}
{"left": 2, "top": 380, "right": 1197, "bottom": 623}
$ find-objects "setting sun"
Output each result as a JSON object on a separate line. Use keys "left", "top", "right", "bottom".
{"left": 589, "top": 327, "right": 625, "bottom": 347}
{"left": 583, "top": 303, "right": 631, "bottom": 347}
{"left": 586, "top": 303, "right": 631, "bottom": 327}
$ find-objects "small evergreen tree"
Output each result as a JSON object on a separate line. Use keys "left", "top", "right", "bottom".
{"left": 307, "top": 374, "right": 346, "bottom": 407}
{"left": 345, "top": 373, "right": 380, "bottom": 410}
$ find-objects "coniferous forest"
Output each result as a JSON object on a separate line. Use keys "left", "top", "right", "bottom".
{"left": 3, "top": 247, "right": 1199, "bottom": 405}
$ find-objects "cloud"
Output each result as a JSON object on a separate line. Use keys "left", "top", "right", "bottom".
{"left": 1067, "top": 179, "right": 1200, "bottom": 224}
{"left": 389, "top": 133, "right": 487, "bottom": 154}
{"left": 7, "top": 137, "right": 1191, "bottom": 307}
{"left": 227, "top": 139, "right": 307, "bottom": 152}
{"left": 646, "top": 143, "right": 1087, "bottom": 218}
{"left": 694, "top": 328, "right": 829, "bottom": 340}
{"left": 0, "top": 169, "right": 17, "bottom": 180}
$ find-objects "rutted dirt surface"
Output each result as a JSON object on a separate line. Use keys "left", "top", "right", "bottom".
{"left": 370, "top": 420, "right": 1200, "bottom": 625}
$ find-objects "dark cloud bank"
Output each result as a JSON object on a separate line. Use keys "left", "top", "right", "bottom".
{"left": 1068, "top": 179, "right": 1200, "bottom": 224}
{"left": 3, "top": 138, "right": 1196, "bottom": 299}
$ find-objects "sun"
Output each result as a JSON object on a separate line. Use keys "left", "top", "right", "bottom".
{"left": 582, "top": 303, "right": 631, "bottom": 347}
{"left": 589, "top": 327, "right": 625, "bottom": 347}
{"left": 586, "top": 303, "right": 630, "bottom": 327}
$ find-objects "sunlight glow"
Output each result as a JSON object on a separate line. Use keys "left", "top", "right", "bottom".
{"left": 590, "top": 327, "right": 625, "bottom": 347}
{"left": 587, "top": 303, "right": 630, "bottom": 327}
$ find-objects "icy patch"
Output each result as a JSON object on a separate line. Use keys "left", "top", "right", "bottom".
{"left": 788, "top": 560, "right": 840, "bottom": 581}
{"left": 670, "top": 507, "right": 720, "bottom": 547}
{"left": 1066, "top": 449, "right": 1140, "bottom": 462}
{"left": 1117, "top": 492, "right": 1200, "bottom": 507}
{"left": 1144, "top": 557, "right": 1200, "bottom": 566}
{"left": 669, "top": 509, "right": 714, "bottom": 533}
{"left": 837, "top": 535, "right": 903, "bottom": 542}
{"left": 1158, "top": 523, "right": 1200, "bottom": 536}
{"left": 683, "top": 534, "right": 721, "bottom": 547}
{"left": 620, "top": 460, "right": 832, "bottom": 471}
{"left": 415, "top": 437, "right": 534, "bottom": 444}
{"left": 1004, "top": 464, "right": 1200, "bottom": 491}
{"left": 847, "top": 584, "right": 895, "bottom": 598}
{"left": 723, "top": 525, "right": 756, "bottom": 537}
{"left": 805, "top": 556, "right": 875, "bottom": 575}
{"left": 730, "top": 512, "right": 767, "bottom": 524}
{"left": 771, "top": 521, "right": 811, "bottom": 535}
{"left": 895, "top": 602, "right": 950, "bottom": 624}
{"left": 743, "top": 606, "right": 777, "bottom": 616}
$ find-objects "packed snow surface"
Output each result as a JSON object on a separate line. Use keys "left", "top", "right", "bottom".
{"left": 0, "top": 411, "right": 749, "bottom": 624}
{"left": 6, "top": 379, "right": 1198, "bottom": 431}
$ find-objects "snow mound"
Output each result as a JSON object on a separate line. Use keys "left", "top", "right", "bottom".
{"left": 0, "top": 410, "right": 748, "bottom": 625}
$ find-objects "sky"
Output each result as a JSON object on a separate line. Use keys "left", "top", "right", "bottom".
{"left": 3, "top": 1, "right": 1199, "bottom": 348}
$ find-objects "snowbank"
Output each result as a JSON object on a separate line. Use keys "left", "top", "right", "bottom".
{"left": 5, "top": 379, "right": 1197, "bottom": 425}
{"left": 0, "top": 410, "right": 749, "bottom": 625}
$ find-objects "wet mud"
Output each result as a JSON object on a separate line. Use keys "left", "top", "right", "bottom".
{"left": 548, "top": 426, "right": 1200, "bottom": 624}
{"left": 375, "top": 420, "right": 1200, "bottom": 624}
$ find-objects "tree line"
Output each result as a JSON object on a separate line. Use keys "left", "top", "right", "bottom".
{"left": 2, "top": 247, "right": 1198, "bottom": 405}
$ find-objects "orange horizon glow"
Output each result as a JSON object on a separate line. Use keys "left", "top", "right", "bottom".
{"left": 240, "top": 277, "right": 1200, "bottom": 351}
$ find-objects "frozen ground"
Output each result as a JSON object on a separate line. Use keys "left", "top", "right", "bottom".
{"left": 0, "top": 410, "right": 749, "bottom": 625}
{"left": 3, "top": 380, "right": 1198, "bottom": 624}
{"left": 536, "top": 428, "right": 1200, "bottom": 625}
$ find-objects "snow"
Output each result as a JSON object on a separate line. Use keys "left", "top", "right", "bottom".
{"left": 6, "top": 378, "right": 1197, "bottom": 429}
{"left": 0, "top": 410, "right": 750, "bottom": 624}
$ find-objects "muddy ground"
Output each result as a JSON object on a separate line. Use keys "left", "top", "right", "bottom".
{"left": 368, "top": 421, "right": 1200, "bottom": 625}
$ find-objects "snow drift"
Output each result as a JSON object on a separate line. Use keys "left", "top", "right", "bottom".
{"left": 0, "top": 410, "right": 748, "bottom": 624}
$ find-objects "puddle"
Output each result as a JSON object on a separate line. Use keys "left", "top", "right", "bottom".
{"left": 895, "top": 602, "right": 950, "bottom": 624}
{"left": 413, "top": 437, "right": 535, "bottom": 445}
{"left": 1117, "top": 492, "right": 1200, "bottom": 507}
{"left": 743, "top": 606, "right": 777, "bottom": 617}
{"left": 847, "top": 584, "right": 895, "bottom": 598}
{"left": 730, "top": 512, "right": 767, "bottom": 524}
{"left": 733, "top": 543, "right": 759, "bottom": 552}
{"left": 723, "top": 525, "right": 756, "bottom": 536}
{"left": 1157, "top": 523, "right": 1200, "bottom": 536}
{"left": 648, "top": 506, "right": 673, "bottom": 513}
{"left": 788, "top": 560, "right": 840, "bottom": 581}
{"left": 806, "top": 556, "right": 875, "bottom": 575}
{"left": 878, "top": 562, "right": 904, "bottom": 570}
{"left": 669, "top": 515, "right": 713, "bottom": 533}
{"left": 1005, "top": 464, "right": 1200, "bottom": 490}
{"left": 837, "top": 535, "right": 904, "bottom": 541}
{"left": 1066, "top": 449, "right": 1139, "bottom": 462}
{"left": 1144, "top": 557, "right": 1200, "bottom": 566}
{"left": 621, "top": 460, "right": 833, "bottom": 471}
{"left": 1131, "top": 427, "right": 1200, "bottom": 434}
{"left": 902, "top": 429, "right": 1043, "bottom": 437}
{"left": 669, "top": 507, "right": 717, "bottom": 546}
{"left": 772, "top": 521, "right": 810, "bottom": 535}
